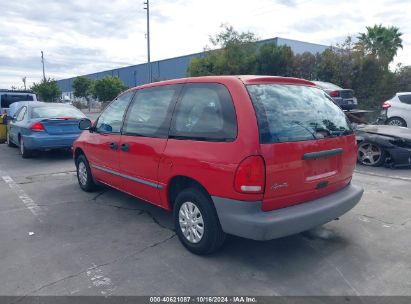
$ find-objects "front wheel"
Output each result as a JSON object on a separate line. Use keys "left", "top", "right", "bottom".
{"left": 357, "top": 142, "right": 386, "bottom": 167}
{"left": 76, "top": 154, "right": 97, "bottom": 192}
{"left": 174, "top": 188, "right": 225, "bottom": 255}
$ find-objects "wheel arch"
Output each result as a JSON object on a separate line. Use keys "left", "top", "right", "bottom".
{"left": 74, "top": 147, "right": 85, "bottom": 161}
{"left": 167, "top": 175, "right": 210, "bottom": 210}
{"left": 386, "top": 116, "right": 407, "bottom": 127}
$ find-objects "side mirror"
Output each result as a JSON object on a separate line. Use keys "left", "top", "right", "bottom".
{"left": 79, "top": 118, "right": 92, "bottom": 130}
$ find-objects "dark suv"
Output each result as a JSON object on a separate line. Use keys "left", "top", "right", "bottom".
{"left": 74, "top": 76, "right": 363, "bottom": 254}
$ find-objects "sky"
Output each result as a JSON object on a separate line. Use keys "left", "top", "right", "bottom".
{"left": 1, "top": 0, "right": 410, "bottom": 89}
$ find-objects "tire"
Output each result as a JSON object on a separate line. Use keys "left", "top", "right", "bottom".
{"left": 357, "top": 142, "right": 386, "bottom": 167}
{"left": 173, "top": 188, "right": 225, "bottom": 255}
{"left": 386, "top": 117, "right": 407, "bottom": 127}
{"left": 19, "top": 137, "right": 32, "bottom": 158}
{"left": 7, "top": 132, "right": 16, "bottom": 147}
{"left": 76, "top": 154, "right": 97, "bottom": 192}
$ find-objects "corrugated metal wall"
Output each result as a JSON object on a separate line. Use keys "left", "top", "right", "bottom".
{"left": 57, "top": 37, "right": 329, "bottom": 93}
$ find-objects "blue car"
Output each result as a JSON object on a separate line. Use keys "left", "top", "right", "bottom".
{"left": 7, "top": 102, "right": 86, "bottom": 158}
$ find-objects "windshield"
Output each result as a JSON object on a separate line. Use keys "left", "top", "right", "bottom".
{"left": 30, "top": 106, "right": 85, "bottom": 119}
{"left": 247, "top": 84, "right": 352, "bottom": 144}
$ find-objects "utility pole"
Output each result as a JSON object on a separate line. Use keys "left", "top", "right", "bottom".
{"left": 144, "top": 0, "right": 152, "bottom": 83}
{"left": 22, "top": 77, "right": 26, "bottom": 90}
{"left": 41, "top": 51, "right": 46, "bottom": 81}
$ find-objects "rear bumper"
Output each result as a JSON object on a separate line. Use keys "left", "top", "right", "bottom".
{"left": 212, "top": 184, "right": 363, "bottom": 241}
{"left": 23, "top": 134, "right": 80, "bottom": 150}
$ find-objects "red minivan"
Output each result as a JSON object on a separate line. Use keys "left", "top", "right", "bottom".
{"left": 74, "top": 76, "right": 363, "bottom": 254}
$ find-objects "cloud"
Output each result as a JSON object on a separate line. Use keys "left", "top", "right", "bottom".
{"left": 0, "top": 0, "right": 410, "bottom": 88}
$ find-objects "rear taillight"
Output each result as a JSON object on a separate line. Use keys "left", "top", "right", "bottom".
{"left": 329, "top": 91, "right": 340, "bottom": 97}
{"left": 31, "top": 122, "right": 45, "bottom": 132}
{"left": 234, "top": 156, "right": 265, "bottom": 194}
{"left": 382, "top": 101, "right": 391, "bottom": 109}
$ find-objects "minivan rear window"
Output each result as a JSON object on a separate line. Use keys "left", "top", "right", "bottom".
{"left": 1, "top": 94, "right": 34, "bottom": 108}
{"left": 247, "top": 84, "right": 351, "bottom": 144}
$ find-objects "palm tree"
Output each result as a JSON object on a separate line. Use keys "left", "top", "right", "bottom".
{"left": 356, "top": 24, "right": 403, "bottom": 68}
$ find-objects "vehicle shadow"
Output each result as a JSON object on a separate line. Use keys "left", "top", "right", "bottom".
{"left": 32, "top": 149, "right": 73, "bottom": 160}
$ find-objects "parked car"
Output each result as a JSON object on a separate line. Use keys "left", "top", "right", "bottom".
{"left": 0, "top": 90, "right": 37, "bottom": 115}
{"left": 73, "top": 76, "right": 363, "bottom": 255}
{"left": 7, "top": 102, "right": 86, "bottom": 158}
{"left": 379, "top": 92, "right": 411, "bottom": 127}
{"left": 356, "top": 124, "right": 411, "bottom": 167}
{"left": 313, "top": 81, "right": 358, "bottom": 110}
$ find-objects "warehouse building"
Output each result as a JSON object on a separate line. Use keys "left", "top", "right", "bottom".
{"left": 57, "top": 37, "right": 330, "bottom": 98}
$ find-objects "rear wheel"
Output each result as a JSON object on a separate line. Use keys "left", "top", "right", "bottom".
{"left": 76, "top": 154, "right": 97, "bottom": 192}
{"left": 386, "top": 117, "right": 407, "bottom": 127}
{"left": 173, "top": 188, "right": 225, "bottom": 255}
{"left": 357, "top": 142, "right": 386, "bottom": 167}
{"left": 19, "top": 137, "right": 32, "bottom": 158}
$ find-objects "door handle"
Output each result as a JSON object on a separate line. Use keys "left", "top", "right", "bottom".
{"left": 109, "top": 142, "right": 118, "bottom": 150}
{"left": 121, "top": 143, "right": 129, "bottom": 152}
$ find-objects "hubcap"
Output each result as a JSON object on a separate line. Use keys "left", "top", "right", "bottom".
{"left": 78, "top": 162, "right": 88, "bottom": 186}
{"left": 358, "top": 143, "right": 382, "bottom": 165}
{"left": 179, "top": 201, "right": 204, "bottom": 244}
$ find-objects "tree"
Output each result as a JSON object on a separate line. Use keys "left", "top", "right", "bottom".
{"left": 256, "top": 43, "right": 294, "bottom": 76}
{"left": 73, "top": 76, "right": 94, "bottom": 110}
{"left": 92, "top": 76, "right": 127, "bottom": 102}
{"left": 396, "top": 65, "right": 411, "bottom": 92}
{"left": 188, "top": 24, "right": 259, "bottom": 76}
{"left": 292, "top": 52, "right": 319, "bottom": 80}
{"left": 31, "top": 78, "right": 61, "bottom": 102}
{"left": 356, "top": 24, "right": 403, "bottom": 69}
{"left": 73, "top": 76, "right": 93, "bottom": 99}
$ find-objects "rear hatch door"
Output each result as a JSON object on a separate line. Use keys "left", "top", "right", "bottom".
{"left": 247, "top": 83, "right": 357, "bottom": 211}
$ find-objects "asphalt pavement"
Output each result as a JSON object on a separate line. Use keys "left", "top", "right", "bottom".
{"left": 0, "top": 142, "right": 410, "bottom": 296}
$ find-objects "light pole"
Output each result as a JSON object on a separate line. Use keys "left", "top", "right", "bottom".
{"left": 41, "top": 51, "right": 46, "bottom": 81}
{"left": 144, "top": 0, "right": 152, "bottom": 83}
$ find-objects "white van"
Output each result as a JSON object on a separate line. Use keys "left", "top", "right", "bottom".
{"left": 0, "top": 90, "right": 37, "bottom": 115}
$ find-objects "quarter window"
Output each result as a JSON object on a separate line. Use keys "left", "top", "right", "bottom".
{"left": 16, "top": 107, "right": 27, "bottom": 121}
{"left": 398, "top": 94, "right": 411, "bottom": 105}
{"left": 170, "top": 83, "right": 237, "bottom": 141}
{"left": 123, "top": 85, "right": 180, "bottom": 137}
{"left": 95, "top": 91, "right": 134, "bottom": 133}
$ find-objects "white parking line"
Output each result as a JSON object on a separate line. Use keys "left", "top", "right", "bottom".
{"left": 1, "top": 175, "right": 45, "bottom": 220}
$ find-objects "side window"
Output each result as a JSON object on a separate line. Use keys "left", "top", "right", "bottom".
{"left": 16, "top": 107, "right": 27, "bottom": 121}
{"left": 95, "top": 92, "right": 134, "bottom": 133}
{"left": 123, "top": 85, "right": 180, "bottom": 138}
{"left": 398, "top": 94, "right": 411, "bottom": 105}
{"left": 170, "top": 83, "right": 237, "bottom": 141}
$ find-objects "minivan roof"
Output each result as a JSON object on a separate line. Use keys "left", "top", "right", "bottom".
{"left": 123, "top": 75, "right": 317, "bottom": 95}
